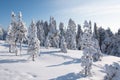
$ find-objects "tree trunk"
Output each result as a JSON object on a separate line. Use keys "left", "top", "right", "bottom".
{"left": 9, "top": 44, "right": 11, "bottom": 53}
{"left": 32, "top": 54, "right": 35, "bottom": 61}
{"left": 14, "top": 42, "right": 17, "bottom": 56}
{"left": 85, "top": 66, "right": 87, "bottom": 76}
{"left": 20, "top": 42, "right": 22, "bottom": 55}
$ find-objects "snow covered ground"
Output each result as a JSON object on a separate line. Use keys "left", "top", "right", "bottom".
{"left": 0, "top": 41, "right": 120, "bottom": 80}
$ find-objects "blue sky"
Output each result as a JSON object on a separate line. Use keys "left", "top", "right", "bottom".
{"left": 0, "top": 0, "right": 120, "bottom": 32}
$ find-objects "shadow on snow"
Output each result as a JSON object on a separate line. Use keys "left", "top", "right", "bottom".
{"left": 50, "top": 72, "right": 85, "bottom": 80}
{"left": 41, "top": 50, "right": 77, "bottom": 60}
{"left": 0, "top": 59, "right": 27, "bottom": 64}
{"left": 47, "top": 59, "right": 81, "bottom": 67}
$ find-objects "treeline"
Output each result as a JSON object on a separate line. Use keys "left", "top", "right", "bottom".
{"left": 1, "top": 13, "right": 120, "bottom": 56}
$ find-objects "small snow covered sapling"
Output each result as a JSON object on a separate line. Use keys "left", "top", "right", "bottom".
{"left": 104, "top": 62, "right": 120, "bottom": 80}
{"left": 28, "top": 20, "right": 40, "bottom": 61}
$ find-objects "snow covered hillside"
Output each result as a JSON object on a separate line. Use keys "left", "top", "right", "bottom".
{"left": 0, "top": 41, "right": 120, "bottom": 80}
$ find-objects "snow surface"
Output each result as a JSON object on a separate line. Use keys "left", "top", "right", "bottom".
{"left": 0, "top": 41, "right": 120, "bottom": 80}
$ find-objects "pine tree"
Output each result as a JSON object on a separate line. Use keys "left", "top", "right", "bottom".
{"left": 97, "top": 27, "right": 106, "bottom": 51}
{"left": 16, "top": 11, "right": 27, "bottom": 54}
{"left": 92, "top": 38, "right": 102, "bottom": 61}
{"left": 66, "top": 18, "right": 76, "bottom": 50}
{"left": 36, "top": 20, "right": 45, "bottom": 46}
{"left": 89, "top": 20, "right": 92, "bottom": 30}
{"left": 76, "top": 24, "right": 83, "bottom": 50}
{"left": 59, "top": 22, "right": 65, "bottom": 47}
{"left": 93, "top": 22, "right": 99, "bottom": 40}
{"left": 47, "top": 17, "right": 59, "bottom": 48}
{"left": 6, "top": 25, "right": 16, "bottom": 53}
{"left": 28, "top": 20, "right": 40, "bottom": 61}
{"left": 6, "top": 12, "right": 18, "bottom": 55}
{"left": 106, "top": 29, "right": 120, "bottom": 56}
{"left": 81, "top": 20, "right": 97, "bottom": 76}
{"left": 43, "top": 21, "right": 49, "bottom": 38}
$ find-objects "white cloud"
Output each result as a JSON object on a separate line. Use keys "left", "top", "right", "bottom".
{"left": 53, "top": 1, "right": 120, "bottom": 33}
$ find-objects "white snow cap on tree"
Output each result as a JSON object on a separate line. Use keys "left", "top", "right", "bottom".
{"left": 28, "top": 20, "right": 40, "bottom": 61}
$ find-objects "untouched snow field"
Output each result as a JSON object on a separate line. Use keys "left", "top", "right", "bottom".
{"left": 0, "top": 41, "right": 120, "bottom": 80}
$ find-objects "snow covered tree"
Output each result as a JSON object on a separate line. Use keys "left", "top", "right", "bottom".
{"left": 93, "top": 22, "right": 99, "bottom": 40}
{"left": 44, "top": 36, "right": 50, "bottom": 48}
{"left": 28, "top": 20, "right": 40, "bottom": 61}
{"left": 81, "top": 20, "right": 94, "bottom": 76}
{"left": 16, "top": 11, "right": 27, "bottom": 54}
{"left": 6, "top": 12, "right": 18, "bottom": 55}
{"left": 43, "top": 21, "right": 49, "bottom": 38}
{"left": 59, "top": 22, "right": 66, "bottom": 47}
{"left": 66, "top": 18, "right": 76, "bottom": 50}
{"left": 100, "top": 28, "right": 113, "bottom": 54}
{"left": 104, "top": 62, "right": 120, "bottom": 80}
{"left": 97, "top": 27, "right": 106, "bottom": 51}
{"left": 92, "top": 38, "right": 102, "bottom": 61}
{"left": 36, "top": 20, "right": 45, "bottom": 46}
{"left": 89, "top": 20, "right": 92, "bottom": 30}
{"left": 6, "top": 25, "right": 16, "bottom": 53}
{"left": 60, "top": 36, "right": 67, "bottom": 53}
{"left": 6, "top": 11, "right": 27, "bottom": 55}
{"left": 47, "top": 17, "right": 59, "bottom": 48}
{"left": 106, "top": 29, "right": 120, "bottom": 56}
{"left": 76, "top": 24, "right": 83, "bottom": 50}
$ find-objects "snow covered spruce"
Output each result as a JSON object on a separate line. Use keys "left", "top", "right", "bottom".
{"left": 27, "top": 20, "right": 40, "bottom": 61}
{"left": 6, "top": 11, "right": 27, "bottom": 55}
{"left": 104, "top": 62, "right": 120, "bottom": 80}
{"left": 45, "top": 17, "right": 59, "bottom": 48}
{"left": 81, "top": 20, "right": 102, "bottom": 76}
{"left": 65, "top": 19, "right": 76, "bottom": 50}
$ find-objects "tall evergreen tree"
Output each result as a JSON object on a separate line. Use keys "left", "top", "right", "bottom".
{"left": 76, "top": 24, "right": 83, "bottom": 50}
{"left": 36, "top": 20, "right": 45, "bottom": 46}
{"left": 6, "top": 12, "right": 18, "bottom": 55}
{"left": 47, "top": 17, "right": 59, "bottom": 48}
{"left": 81, "top": 20, "right": 94, "bottom": 76}
{"left": 28, "top": 20, "right": 40, "bottom": 61}
{"left": 16, "top": 11, "right": 27, "bottom": 54}
{"left": 43, "top": 21, "right": 49, "bottom": 38}
{"left": 59, "top": 22, "right": 65, "bottom": 47}
{"left": 66, "top": 18, "right": 76, "bottom": 50}
{"left": 93, "top": 22, "right": 99, "bottom": 40}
